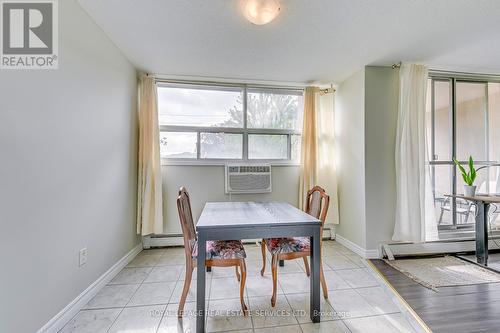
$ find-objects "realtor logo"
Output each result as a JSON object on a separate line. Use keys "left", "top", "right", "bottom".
{"left": 1, "top": 0, "right": 58, "bottom": 69}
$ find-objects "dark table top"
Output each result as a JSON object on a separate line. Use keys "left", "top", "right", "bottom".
{"left": 445, "top": 194, "right": 500, "bottom": 204}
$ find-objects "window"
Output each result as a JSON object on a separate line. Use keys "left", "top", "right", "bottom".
{"left": 157, "top": 82, "right": 304, "bottom": 163}
{"left": 427, "top": 76, "right": 500, "bottom": 232}
{"left": 248, "top": 134, "right": 288, "bottom": 159}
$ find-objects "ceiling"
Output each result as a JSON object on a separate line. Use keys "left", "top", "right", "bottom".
{"left": 78, "top": 0, "right": 500, "bottom": 84}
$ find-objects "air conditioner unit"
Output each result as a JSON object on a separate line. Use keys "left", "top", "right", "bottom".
{"left": 225, "top": 164, "right": 272, "bottom": 194}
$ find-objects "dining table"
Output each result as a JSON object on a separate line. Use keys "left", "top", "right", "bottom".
{"left": 445, "top": 194, "right": 500, "bottom": 266}
{"left": 195, "top": 201, "right": 322, "bottom": 333}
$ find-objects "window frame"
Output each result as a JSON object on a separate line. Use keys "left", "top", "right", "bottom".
{"left": 157, "top": 81, "right": 304, "bottom": 166}
{"left": 427, "top": 71, "right": 500, "bottom": 230}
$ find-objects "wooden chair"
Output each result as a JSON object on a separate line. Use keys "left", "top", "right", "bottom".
{"left": 176, "top": 187, "right": 248, "bottom": 317}
{"left": 260, "top": 186, "right": 330, "bottom": 306}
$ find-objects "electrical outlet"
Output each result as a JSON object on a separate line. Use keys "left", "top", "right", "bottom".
{"left": 79, "top": 248, "right": 87, "bottom": 267}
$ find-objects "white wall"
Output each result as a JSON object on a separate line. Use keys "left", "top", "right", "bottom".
{"left": 334, "top": 66, "right": 399, "bottom": 254}
{"left": 364, "top": 66, "right": 399, "bottom": 250}
{"left": 334, "top": 69, "right": 367, "bottom": 249}
{"left": 162, "top": 165, "right": 300, "bottom": 234}
{"left": 0, "top": 1, "right": 138, "bottom": 332}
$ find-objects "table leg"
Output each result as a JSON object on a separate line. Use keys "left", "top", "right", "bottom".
{"left": 475, "top": 202, "right": 489, "bottom": 266}
{"left": 196, "top": 232, "right": 207, "bottom": 333}
{"left": 310, "top": 227, "right": 321, "bottom": 323}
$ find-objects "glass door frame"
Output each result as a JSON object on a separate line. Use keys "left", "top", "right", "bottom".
{"left": 428, "top": 73, "right": 497, "bottom": 230}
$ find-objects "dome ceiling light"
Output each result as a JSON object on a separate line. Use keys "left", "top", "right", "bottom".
{"left": 241, "top": 0, "right": 281, "bottom": 25}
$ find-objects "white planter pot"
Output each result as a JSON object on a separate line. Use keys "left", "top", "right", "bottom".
{"left": 464, "top": 185, "right": 477, "bottom": 197}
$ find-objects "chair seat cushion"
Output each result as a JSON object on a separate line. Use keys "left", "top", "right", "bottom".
{"left": 192, "top": 240, "right": 246, "bottom": 260}
{"left": 265, "top": 237, "right": 310, "bottom": 255}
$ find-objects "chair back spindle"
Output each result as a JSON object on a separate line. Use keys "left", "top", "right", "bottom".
{"left": 177, "top": 187, "right": 197, "bottom": 259}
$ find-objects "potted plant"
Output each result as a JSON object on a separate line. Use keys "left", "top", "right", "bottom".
{"left": 453, "top": 156, "right": 477, "bottom": 197}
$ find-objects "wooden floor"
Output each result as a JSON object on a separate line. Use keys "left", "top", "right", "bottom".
{"left": 370, "top": 259, "right": 500, "bottom": 333}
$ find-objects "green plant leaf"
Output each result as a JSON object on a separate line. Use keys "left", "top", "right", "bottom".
{"left": 471, "top": 170, "right": 477, "bottom": 184}
{"left": 454, "top": 158, "right": 467, "bottom": 176}
{"left": 462, "top": 173, "right": 469, "bottom": 185}
{"left": 468, "top": 156, "right": 476, "bottom": 185}
{"left": 454, "top": 157, "right": 475, "bottom": 186}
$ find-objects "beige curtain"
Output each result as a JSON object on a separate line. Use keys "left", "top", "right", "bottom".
{"left": 136, "top": 74, "right": 164, "bottom": 235}
{"left": 299, "top": 87, "right": 340, "bottom": 225}
{"left": 299, "top": 87, "right": 317, "bottom": 210}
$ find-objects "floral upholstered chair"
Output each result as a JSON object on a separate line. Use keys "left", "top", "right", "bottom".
{"left": 260, "top": 186, "right": 330, "bottom": 307}
{"left": 176, "top": 187, "right": 248, "bottom": 317}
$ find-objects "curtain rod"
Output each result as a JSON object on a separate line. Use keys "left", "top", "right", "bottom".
{"left": 144, "top": 73, "right": 338, "bottom": 91}
{"left": 391, "top": 62, "right": 401, "bottom": 69}
{"left": 315, "top": 86, "right": 336, "bottom": 95}
{"left": 391, "top": 63, "right": 500, "bottom": 80}
{"left": 151, "top": 73, "right": 309, "bottom": 89}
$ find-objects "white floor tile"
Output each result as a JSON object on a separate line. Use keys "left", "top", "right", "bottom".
{"left": 242, "top": 243, "right": 264, "bottom": 259}
{"left": 277, "top": 259, "right": 308, "bottom": 274}
{"left": 138, "top": 248, "right": 167, "bottom": 256}
{"left": 206, "top": 298, "right": 252, "bottom": 332}
{"left": 344, "top": 313, "right": 417, "bottom": 333}
{"left": 327, "top": 289, "right": 378, "bottom": 319}
{"left": 59, "top": 308, "right": 121, "bottom": 333}
{"left": 210, "top": 276, "right": 245, "bottom": 300}
{"left": 162, "top": 247, "right": 187, "bottom": 257}
{"left": 127, "top": 254, "right": 162, "bottom": 267}
{"left": 336, "top": 268, "right": 379, "bottom": 288}
{"left": 157, "top": 302, "right": 197, "bottom": 333}
{"left": 285, "top": 293, "right": 338, "bottom": 323}
{"left": 209, "top": 265, "right": 242, "bottom": 279}
{"left": 248, "top": 295, "right": 299, "bottom": 328}
{"left": 107, "top": 304, "right": 166, "bottom": 333}
{"left": 145, "top": 265, "right": 183, "bottom": 283}
{"left": 243, "top": 259, "right": 267, "bottom": 277}
{"left": 254, "top": 325, "right": 302, "bottom": 333}
{"left": 170, "top": 276, "right": 211, "bottom": 303}
{"left": 355, "top": 286, "right": 400, "bottom": 314}
{"left": 83, "top": 242, "right": 422, "bottom": 333}
{"left": 109, "top": 267, "right": 152, "bottom": 285}
{"left": 279, "top": 272, "right": 311, "bottom": 294}
{"left": 246, "top": 275, "right": 283, "bottom": 297}
{"left": 343, "top": 253, "right": 367, "bottom": 268}
{"left": 323, "top": 255, "right": 360, "bottom": 270}
{"left": 128, "top": 281, "right": 177, "bottom": 306}
{"left": 321, "top": 271, "right": 351, "bottom": 291}
{"left": 157, "top": 252, "right": 187, "bottom": 266}
{"left": 300, "top": 320, "right": 351, "bottom": 333}
{"left": 84, "top": 284, "right": 139, "bottom": 309}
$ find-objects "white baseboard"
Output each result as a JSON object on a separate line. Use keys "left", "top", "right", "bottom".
{"left": 335, "top": 234, "right": 381, "bottom": 259}
{"left": 37, "top": 243, "right": 143, "bottom": 333}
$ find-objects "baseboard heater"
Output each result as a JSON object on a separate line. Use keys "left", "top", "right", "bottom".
{"left": 381, "top": 237, "right": 500, "bottom": 260}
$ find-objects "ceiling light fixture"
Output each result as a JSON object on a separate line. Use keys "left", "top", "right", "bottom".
{"left": 241, "top": 0, "right": 281, "bottom": 25}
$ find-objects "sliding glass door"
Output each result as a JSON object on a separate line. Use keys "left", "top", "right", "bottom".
{"left": 427, "top": 76, "right": 500, "bottom": 233}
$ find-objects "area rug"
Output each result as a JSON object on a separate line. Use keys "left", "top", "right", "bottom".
{"left": 384, "top": 256, "right": 500, "bottom": 291}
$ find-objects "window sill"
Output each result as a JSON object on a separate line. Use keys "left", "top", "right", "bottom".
{"left": 161, "top": 159, "right": 300, "bottom": 167}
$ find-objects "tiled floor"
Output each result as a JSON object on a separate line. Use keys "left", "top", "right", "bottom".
{"left": 60, "top": 241, "right": 421, "bottom": 333}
